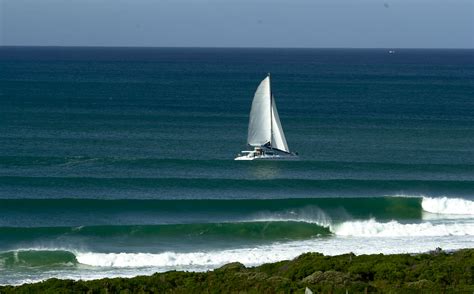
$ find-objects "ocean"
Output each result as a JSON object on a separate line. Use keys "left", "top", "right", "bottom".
{"left": 0, "top": 47, "right": 473, "bottom": 285}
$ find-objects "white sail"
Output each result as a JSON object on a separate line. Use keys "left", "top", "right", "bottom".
{"left": 271, "top": 96, "right": 290, "bottom": 153}
{"left": 247, "top": 76, "right": 271, "bottom": 146}
{"left": 235, "top": 74, "right": 297, "bottom": 161}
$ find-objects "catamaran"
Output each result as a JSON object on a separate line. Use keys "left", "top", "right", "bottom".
{"left": 235, "top": 74, "right": 298, "bottom": 160}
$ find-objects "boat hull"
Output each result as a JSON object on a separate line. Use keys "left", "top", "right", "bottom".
{"left": 234, "top": 154, "right": 299, "bottom": 161}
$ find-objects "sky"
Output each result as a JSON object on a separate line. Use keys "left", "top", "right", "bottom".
{"left": 1, "top": 0, "right": 473, "bottom": 48}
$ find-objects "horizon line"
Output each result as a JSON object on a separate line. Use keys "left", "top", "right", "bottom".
{"left": 1, "top": 45, "right": 474, "bottom": 50}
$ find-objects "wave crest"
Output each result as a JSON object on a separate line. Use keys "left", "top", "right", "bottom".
{"left": 422, "top": 197, "right": 474, "bottom": 215}
{"left": 333, "top": 219, "right": 474, "bottom": 237}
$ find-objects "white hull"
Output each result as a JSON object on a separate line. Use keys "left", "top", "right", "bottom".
{"left": 234, "top": 148, "right": 298, "bottom": 161}
{"left": 234, "top": 154, "right": 298, "bottom": 161}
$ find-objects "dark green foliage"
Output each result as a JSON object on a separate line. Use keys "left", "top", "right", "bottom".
{"left": 1, "top": 249, "right": 473, "bottom": 293}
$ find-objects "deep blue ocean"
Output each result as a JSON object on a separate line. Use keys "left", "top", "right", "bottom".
{"left": 0, "top": 47, "right": 473, "bottom": 284}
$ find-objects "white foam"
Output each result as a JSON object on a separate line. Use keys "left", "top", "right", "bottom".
{"left": 74, "top": 232, "right": 474, "bottom": 269}
{"left": 422, "top": 197, "right": 474, "bottom": 215}
{"left": 4, "top": 234, "right": 474, "bottom": 285}
{"left": 75, "top": 249, "right": 295, "bottom": 268}
{"left": 333, "top": 219, "right": 474, "bottom": 237}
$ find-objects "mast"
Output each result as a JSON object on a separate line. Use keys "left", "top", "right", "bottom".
{"left": 268, "top": 73, "right": 272, "bottom": 148}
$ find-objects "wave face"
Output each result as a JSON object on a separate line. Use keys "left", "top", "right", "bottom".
{"left": 0, "top": 222, "right": 331, "bottom": 253}
{"left": 0, "top": 222, "right": 331, "bottom": 240}
{"left": 421, "top": 197, "right": 474, "bottom": 215}
{"left": 0, "top": 197, "right": 423, "bottom": 228}
{"left": 0, "top": 250, "right": 77, "bottom": 269}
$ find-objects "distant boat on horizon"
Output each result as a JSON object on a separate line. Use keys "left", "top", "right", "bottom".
{"left": 235, "top": 74, "right": 298, "bottom": 161}
{"left": 388, "top": 50, "right": 396, "bottom": 54}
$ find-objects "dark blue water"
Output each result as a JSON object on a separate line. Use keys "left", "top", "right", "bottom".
{"left": 0, "top": 47, "right": 473, "bottom": 284}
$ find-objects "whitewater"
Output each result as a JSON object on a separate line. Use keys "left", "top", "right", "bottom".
{"left": 2, "top": 196, "right": 473, "bottom": 285}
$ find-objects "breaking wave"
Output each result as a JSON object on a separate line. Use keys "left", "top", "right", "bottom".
{"left": 0, "top": 221, "right": 332, "bottom": 246}
{"left": 3, "top": 231, "right": 474, "bottom": 272}
{"left": 333, "top": 219, "right": 474, "bottom": 237}
{"left": 421, "top": 197, "right": 474, "bottom": 215}
{"left": 0, "top": 250, "right": 77, "bottom": 268}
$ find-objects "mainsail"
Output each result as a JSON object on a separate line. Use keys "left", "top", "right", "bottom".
{"left": 247, "top": 76, "right": 272, "bottom": 146}
{"left": 247, "top": 76, "right": 290, "bottom": 153}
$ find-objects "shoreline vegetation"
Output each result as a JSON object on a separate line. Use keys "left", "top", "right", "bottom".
{"left": 1, "top": 249, "right": 473, "bottom": 293}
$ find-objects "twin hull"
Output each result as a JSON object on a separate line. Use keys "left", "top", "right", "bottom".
{"left": 234, "top": 153, "right": 299, "bottom": 161}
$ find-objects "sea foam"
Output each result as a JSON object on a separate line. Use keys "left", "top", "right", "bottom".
{"left": 422, "top": 197, "right": 474, "bottom": 215}
{"left": 6, "top": 228, "right": 474, "bottom": 273}
{"left": 75, "top": 249, "right": 296, "bottom": 268}
{"left": 333, "top": 219, "right": 474, "bottom": 237}
{"left": 75, "top": 232, "right": 474, "bottom": 268}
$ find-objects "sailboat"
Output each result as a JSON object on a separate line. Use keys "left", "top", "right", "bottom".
{"left": 235, "top": 74, "right": 298, "bottom": 160}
